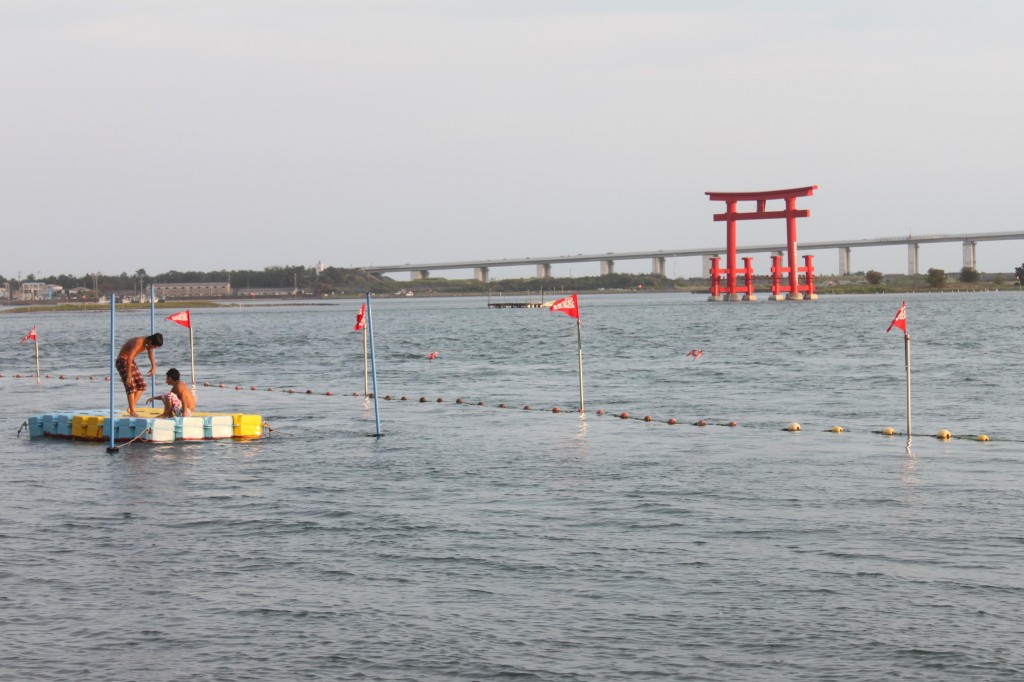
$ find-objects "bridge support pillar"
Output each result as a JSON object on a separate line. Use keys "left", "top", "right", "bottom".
{"left": 537, "top": 263, "right": 551, "bottom": 279}
{"left": 962, "top": 240, "right": 977, "bottom": 271}
{"left": 839, "top": 247, "right": 851, "bottom": 275}
{"left": 474, "top": 267, "right": 489, "bottom": 283}
{"left": 411, "top": 269, "right": 430, "bottom": 280}
{"left": 651, "top": 257, "right": 666, "bottom": 277}
{"left": 907, "top": 244, "right": 919, "bottom": 276}
{"left": 703, "top": 254, "right": 719, "bottom": 278}
{"left": 601, "top": 259, "right": 615, "bottom": 276}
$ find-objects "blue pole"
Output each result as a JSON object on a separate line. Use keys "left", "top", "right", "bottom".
{"left": 365, "top": 292, "right": 382, "bottom": 438}
{"left": 107, "top": 293, "right": 118, "bottom": 453}
{"left": 149, "top": 284, "right": 156, "bottom": 404}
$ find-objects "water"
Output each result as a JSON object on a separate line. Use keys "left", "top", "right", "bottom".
{"left": 2, "top": 292, "right": 1023, "bottom": 680}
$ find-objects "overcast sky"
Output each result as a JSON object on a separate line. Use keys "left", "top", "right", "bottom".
{"left": 2, "top": 0, "right": 1022, "bottom": 281}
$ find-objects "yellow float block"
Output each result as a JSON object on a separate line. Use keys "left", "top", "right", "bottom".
{"left": 232, "top": 414, "right": 263, "bottom": 438}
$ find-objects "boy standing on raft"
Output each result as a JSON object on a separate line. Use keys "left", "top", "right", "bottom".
{"left": 116, "top": 333, "right": 163, "bottom": 417}
{"left": 147, "top": 368, "right": 196, "bottom": 418}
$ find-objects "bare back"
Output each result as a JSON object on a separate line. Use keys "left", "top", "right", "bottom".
{"left": 173, "top": 381, "right": 196, "bottom": 413}
{"left": 118, "top": 336, "right": 146, "bottom": 361}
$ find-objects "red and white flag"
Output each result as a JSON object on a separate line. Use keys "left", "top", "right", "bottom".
{"left": 354, "top": 303, "right": 366, "bottom": 331}
{"left": 886, "top": 301, "right": 907, "bottom": 334}
{"left": 166, "top": 310, "right": 191, "bottom": 329}
{"left": 549, "top": 294, "right": 580, "bottom": 319}
{"left": 21, "top": 326, "right": 36, "bottom": 343}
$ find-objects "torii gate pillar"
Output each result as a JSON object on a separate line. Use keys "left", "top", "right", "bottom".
{"left": 705, "top": 186, "right": 818, "bottom": 301}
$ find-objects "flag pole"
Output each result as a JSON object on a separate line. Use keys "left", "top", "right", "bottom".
{"left": 34, "top": 333, "right": 40, "bottom": 384}
{"left": 107, "top": 294, "right": 118, "bottom": 454}
{"left": 189, "top": 324, "right": 196, "bottom": 390}
{"left": 365, "top": 292, "right": 382, "bottom": 438}
{"left": 149, "top": 284, "right": 156, "bottom": 402}
{"left": 904, "top": 330, "right": 912, "bottom": 448}
{"left": 576, "top": 318, "right": 585, "bottom": 413}
{"left": 362, "top": 323, "right": 369, "bottom": 398}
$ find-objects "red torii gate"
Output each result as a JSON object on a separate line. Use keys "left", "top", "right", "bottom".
{"left": 705, "top": 185, "right": 818, "bottom": 301}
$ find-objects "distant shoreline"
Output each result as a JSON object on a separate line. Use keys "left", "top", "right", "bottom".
{"left": 2, "top": 284, "right": 1020, "bottom": 314}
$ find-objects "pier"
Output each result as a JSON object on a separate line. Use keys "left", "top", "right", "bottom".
{"left": 486, "top": 291, "right": 549, "bottom": 309}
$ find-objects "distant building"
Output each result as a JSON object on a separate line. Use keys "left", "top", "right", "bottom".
{"left": 153, "top": 282, "right": 232, "bottom": 299}
{"left": 18, "top": 282, "right": 63, "bottom": 300}
{"left": 238, "top": 287, "right": 296, "bottom": 297}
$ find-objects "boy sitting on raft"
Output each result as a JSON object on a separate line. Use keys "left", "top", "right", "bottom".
{"left": 146, "top": 368, "right": 196, "bottom": 418}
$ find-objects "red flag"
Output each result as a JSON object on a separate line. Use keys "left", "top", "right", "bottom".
{"left": 166, "top": 310, "right": 191, "bottom": 329}
{"left": 886, "top": 301, "right": 907, "bottom": 334}
{"left": 354, "top": 303, "right": 366, "bottom": 331}
{"left": 550, "top": 294, "right": 580, "bottom": 319}
{"left": 21, "top": 326, "right": 36, "bottom": 343}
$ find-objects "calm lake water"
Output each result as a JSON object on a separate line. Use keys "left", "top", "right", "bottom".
{"left": 2, "top": 292, "right": 1023, "bottom": 681}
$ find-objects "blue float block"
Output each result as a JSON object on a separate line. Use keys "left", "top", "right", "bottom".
{"left": 174, "top": 416, "right": 205, "bottom": 440}
{"left": 102, "top": 417, "right": 137, "bottom": 441}
{"left": 27, "top": 416, "right": 45, "bottom": 438}
{"left": 202, "top": 415, "right": 233, "bottom": 439}
{"left": 56, "top": 414, "right": 74, "bottom": 437}
{"left": 42, "top": 413, "right": 61, "bottom": 435}
{"left": 143, "top": 419, "right": 175, "bottom": 442}
{"left": 127, "top": 418, "right": 153, "bottom": 439}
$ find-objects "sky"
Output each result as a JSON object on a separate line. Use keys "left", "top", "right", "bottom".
{"left": 2, "top": 0, "right": 1023, "bottom": 282}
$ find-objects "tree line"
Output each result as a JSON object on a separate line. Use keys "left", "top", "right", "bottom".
{"left": 0, "top": 266, "right": 394, "bottom": 296}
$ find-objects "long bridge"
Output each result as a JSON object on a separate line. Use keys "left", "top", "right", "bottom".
{"left": 360, "top": 231, "right": 1024, "bottom": 282}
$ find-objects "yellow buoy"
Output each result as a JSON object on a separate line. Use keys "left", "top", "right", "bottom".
{"left": 937, "top": 429, "right": 952, "bottom": 440}
{"left": 785, "top": 422, "right": 801, "bottom": 432}
{"left": 880, "top": 427, "right": 896, "bottom": 436}
{"left": 976, "top": 434, "right": 990, "bottom": 442}
{"left": 829, "top": 426, "right": 844, "bottom": 433}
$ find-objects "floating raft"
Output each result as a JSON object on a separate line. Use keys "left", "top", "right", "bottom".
{"left": 26, "top": 407, "right": 263, "bottom": 443}
{"left": 487, "top": 302, "right": 548, "bottom": 309}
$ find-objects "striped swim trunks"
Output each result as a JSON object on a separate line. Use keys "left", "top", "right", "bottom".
{"left": 115, "top": 357, "right": 146, "bottom": 394}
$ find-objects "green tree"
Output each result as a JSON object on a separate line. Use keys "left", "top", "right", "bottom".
{"left": 865, "top": 270, "right": 883, "bottom": 285}
{"left": 959, "top": 267, "right": 980, "bottom": 283}
{"left": 926, "top": 268, "right": 946, "bottom": 288}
